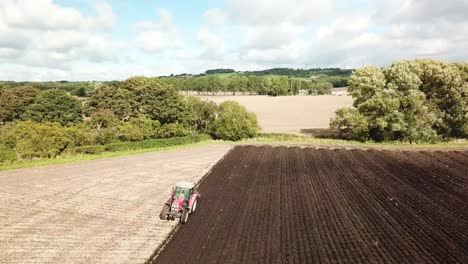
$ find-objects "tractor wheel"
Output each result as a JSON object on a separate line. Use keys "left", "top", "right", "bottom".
{"left": 191, "top": 200, "right": 197, "bottom": 213}
{"left": 180, "top": 208, "right": 190, "bottom": 224}
{"left": 159, "top": 204, "right": 170, "bottom": 220}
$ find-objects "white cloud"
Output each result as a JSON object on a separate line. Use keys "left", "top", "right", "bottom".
{"left": 231, "top": 0, "right": 468, "bottom": 68}
{"left": 197, "top": 8, "right": 228, "bottom": 61}
{"left": 0, "top": 0, "right": 115, "bottom": 31}
{"left": 135, "top": 9, "right": 184, "bottom": 53}
{"left": 227, "top": 0, "right": 333, "bottom": 26}
{"left": 376, "top": 0, "right": 468, "bottom": 24}
{"left": 0, "top": 0, "right": 119, "bottom": 71}
{"left": 1, "top": 0, "right": 468, "bottom": 81}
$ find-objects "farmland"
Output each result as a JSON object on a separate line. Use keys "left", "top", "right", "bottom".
{"left": 200, "top": 95, "right": 353, "bottom": 134}
{"left": 0, "top": 144, "right": 232, "bottom": 263}
{"left": 153, "top": 146, "right": 468, "bottom": 263}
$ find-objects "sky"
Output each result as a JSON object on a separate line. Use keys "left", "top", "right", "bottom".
{"left": 0, "top": 0, "right": 467, "bottom": 81}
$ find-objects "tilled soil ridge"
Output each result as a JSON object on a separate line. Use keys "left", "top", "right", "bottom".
{"left": 154, "top": 146, "right": 468, "bottom": 264}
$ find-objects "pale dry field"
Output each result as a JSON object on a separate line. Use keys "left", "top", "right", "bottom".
{"left": 0, "top": 144, "right": 232, "bottom": 264}
{"left": 200, "top": 95, "right": 353, "bottom": 134}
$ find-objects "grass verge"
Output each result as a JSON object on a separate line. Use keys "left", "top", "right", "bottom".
{"left": 240, "top": 133, "right": 468, "bottom": 148}
{"left": 1, "top": 133, "right": 466, "bottom": 171}
{"left": 0, "top": 135, "right": 213, "bottom": 171}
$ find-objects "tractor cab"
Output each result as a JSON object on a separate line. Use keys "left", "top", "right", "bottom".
{"left": 173, "top": 182, "right": 194, "bottom": 204}
{"left": 160, "top": 181, "right": 199, "bottom": 224}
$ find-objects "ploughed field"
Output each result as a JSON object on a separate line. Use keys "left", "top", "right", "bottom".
{"left": 154, "top": 146, "right": 468, "bottom": 264}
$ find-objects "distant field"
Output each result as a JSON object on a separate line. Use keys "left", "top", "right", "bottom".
{"left": 200, "top": 95, "right": 353, "bottom": 134}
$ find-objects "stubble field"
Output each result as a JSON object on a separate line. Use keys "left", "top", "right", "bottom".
{"left": 154, "top": 146, "right": 468, "bottom": 264}
{"left": 0, "top": 144, "right": 232, "bottom": 264}
{"left": 200, "top": 95, "right": 353, "bottom": 134}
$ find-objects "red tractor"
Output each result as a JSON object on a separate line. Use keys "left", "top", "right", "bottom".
{"left": 159, "top": 181, "right": 200, "bottom": 224}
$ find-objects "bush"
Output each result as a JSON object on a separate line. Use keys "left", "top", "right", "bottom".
{"left": 65, "top": 145, "right": 104, "bottom": 155}
{"left": 103, "top": 135, "right": 209, "bottom": 152}
{"left": 117, "top": 115, "right": 161, "bottom": 141}
{"left": 330, "top": 108, "right": 369, "bottom": 141}
{"left": 157, "top": 123, "right": 189, "bottom": 138}
{"left": 309, "top": 82, "right": 333, "bottom": 95}
{"left": 0, "top": 121, "right": 71, "bottom": 160}
{"left": 210, "top": 101, "right": 260, "bottom": 141}
{"left": 0, "top": 146, "right": 17, "bottom": 163}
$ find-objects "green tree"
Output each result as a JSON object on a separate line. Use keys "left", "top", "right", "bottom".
{"left": 0, "top": 85, "right": 39, "bottom": 123}
{"left": 120, "top": 77, "right": 189, "bottom": 124}
{"left": 414, "top": 59, "right": 467, "bottom": 138}
{"left": 186, "top": 96, "right": 218, "bottom": 133}
{"left": 331, "top": 59, "right": 467, "bottom": 142}
{"left": 309, "top": 82, "right": 333, "bottom": 95}
{"left": 22, "top": 89, "right": 83, "bottom": 125}
{"left": 210, "top": 101, "right": 260, "bottom": 141}
{"left": 330, "top": 108, "right": 369, "bottom": 141}
{"left": 269, "top": 76, "right": 289, "bottom": 96}
{"left": 0, "top": 121, "right": 71, "bottom": 159}
{"left": 85, "top": 85, "right": 131, "bottom": 120}
{"left": 86, "top": 77, "right": 190, "bottom": 125}
{"left": 228, "top": 76, "right": 248, "bottom": 95}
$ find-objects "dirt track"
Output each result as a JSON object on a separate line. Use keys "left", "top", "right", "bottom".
{"left": 0, "top": 144, "right": 232, "bottom": 264}
{"left": 154, "top": 146, "right": 468, "bottom": 263}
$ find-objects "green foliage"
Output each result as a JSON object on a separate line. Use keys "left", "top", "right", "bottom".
{"left": 186, "top": 96, "right": 218, "bottom": 133}
{"left": 0, "top": 145, "right": 16, "bottom": 163}
{"left": 117, "top": 115, "right": 161, "bottom": 141}
{"left": 332, "top": 59, "right": 467, "bottom": 142}
{"left": 244, "top": 68, "right": 353, "bottom": 78}
{"left": 413, "top": 59, "right": 467, "bottom": 138}
{"left": 65, "top": 145, "right": 105, "bottom": 155}
{"left": 22, "top": 89, "right": 83, "bottom": 125}
{"left": 319, "top": 76, "right": 349, "bottom": 87}
{"left": 0, "top": 121, "right": 72, "bottom": 160}
{"left": 309, "top": 82, "right": 333, "bottom": 95}
{"left": 228, "top": 75, "right": 248, "bottom": 94}
{"left": 103, "top": 135, "right": 210, "bottom": 152}
{"left": 210, "top": 101, "right": 260, "bottom": 141}
{"left": 0, "top": 85, "right": 39, "bottom": 123}
{"left": 73, "top": 87, "right": 87, "bottom": 97}
{"left": 205, "top": 69, "right": 235, "bottom": 74}
{"left": 157, "top": 123, "right": 189, "bottom": 138}
{"left": 85, "top": 85, "right": 130, "bottom": 120}
{"left": 86, "top": 77, "right": 189, "bottom": 125}
{"left": 330, "top": 108, "right": 369, "bottom": 141}
{"left": 122, "top": 77, "right": 189, "bottom": 123}
{"left": 268, "top": 76, "right": 289, "bottom": 96}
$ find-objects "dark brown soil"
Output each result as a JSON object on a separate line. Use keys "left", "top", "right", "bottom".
{"left": 152, "top": 146, "right": 468, "bottom": 264}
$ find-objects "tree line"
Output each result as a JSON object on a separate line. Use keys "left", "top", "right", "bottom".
{"left": 1, "top": 69, "right": 351, "bottom": 98}
{"left": 160, "top": 75, "right": 346, "bottom": 96}
{"left": 0, "top": 77, "right": 260, "bottom": 163}
{"left": 331, "top": 59, "right": 468, "bottom": 142}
